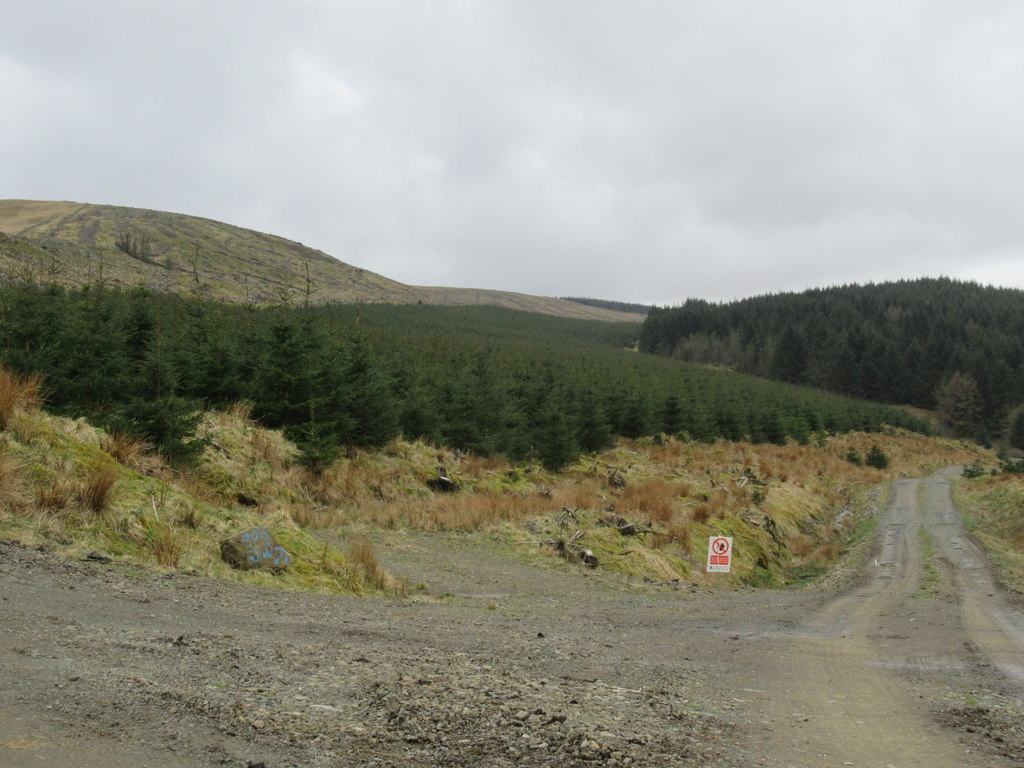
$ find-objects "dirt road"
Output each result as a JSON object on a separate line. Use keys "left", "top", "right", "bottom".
{"left": 727, "top": 469, "right": 1024, "bottom": 767}
{"left": 3, "top": 470, "right": 1024, "bottom": 767}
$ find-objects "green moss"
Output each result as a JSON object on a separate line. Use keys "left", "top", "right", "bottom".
{"left": 199, "top": 466, "right": 237, "bottom": 498}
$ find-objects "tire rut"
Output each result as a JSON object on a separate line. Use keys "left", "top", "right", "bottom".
{"left": 728, "top": 473, "right": 1024, "bottom": 767}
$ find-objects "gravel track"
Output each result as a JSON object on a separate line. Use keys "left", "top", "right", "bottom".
{"left": 3, "top": 470, "right": 1024, "bottom": 767}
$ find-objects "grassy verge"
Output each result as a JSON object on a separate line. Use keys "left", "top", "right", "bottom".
{"left": 0, "top": 401, "right": 401, "bottom": 596}
{"left": 0, "top": 374, "right": 994, "bottom": 594}
{"left": 296, "top": 428, "right": 989, "bottom": 588}
{"left": 954, "top": 474, "right": 1024, "bottom": 595}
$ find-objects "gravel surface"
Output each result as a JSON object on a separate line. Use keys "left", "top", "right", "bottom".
{"left": 3, "top": 472, "right": 1024, "bottom": 767}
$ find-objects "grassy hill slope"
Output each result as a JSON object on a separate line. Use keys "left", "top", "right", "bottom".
{"left": 0, "top": 365, "right": 994, "bottom": 591}
{"left": 0, "top": 199, "right": 639, "bottom": 322}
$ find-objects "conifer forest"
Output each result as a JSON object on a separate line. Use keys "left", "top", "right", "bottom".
{"left": 0, "top": 282, "right": 927, "bottom": 470}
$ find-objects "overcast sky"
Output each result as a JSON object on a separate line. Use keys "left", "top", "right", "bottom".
{"left": 3, "top": 1, "right": 1024, "bottom": 305}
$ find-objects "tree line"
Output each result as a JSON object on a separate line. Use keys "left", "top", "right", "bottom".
{"left": 560, "top": 297, "right": 652, "bottom": 316}
{"left": 0, "top": 282, "right": 928, "bottom": 470}
{"left": 640, "top": 278, "right": 1024, "bottom": 443}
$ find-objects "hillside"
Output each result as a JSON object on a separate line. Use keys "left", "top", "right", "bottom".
{"left": 0, "top": 199, "right": 639, "bottom": 322}
{"left": 0, "top": 358, "right": 992, "bottom": 590}
{"left": 640, "top": 278, "right": 1024, "bottom": 442}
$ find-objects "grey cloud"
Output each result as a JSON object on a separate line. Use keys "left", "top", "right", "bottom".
{"left": 3, "top": 1, "right": 1024, "bottom": 305}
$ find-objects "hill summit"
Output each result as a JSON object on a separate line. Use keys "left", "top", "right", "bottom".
{"left": 0, "top": 199, "right": 638, "bottom": 322}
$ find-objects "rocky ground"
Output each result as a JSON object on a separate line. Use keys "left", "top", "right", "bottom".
{"left": 3, "top": 471, "right": 1024, "bottom": 767}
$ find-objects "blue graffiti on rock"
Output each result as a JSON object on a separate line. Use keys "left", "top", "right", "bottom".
{"left": 238, "top": 527, "right": 293, "bottom": 569}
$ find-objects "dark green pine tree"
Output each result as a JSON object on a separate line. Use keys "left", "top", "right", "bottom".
{"left": 336, "top": 330, "right": 399, "bottom": 449}
{"left": 678, "top": 403, "right": 716, "bottom": 442}
{"left": 759, "top": 412, "right": 787, "bottom": 445}
{"left": 0, "top": 282, "right": 66, "bottom": 376}
{"left": 50, "top": 287, "right": 132, "bottom": 414}
{"left": 618, "top": 395, "right": 652, "bottom": 439}
{"left": 124, "top": 287, "right": 156, "bottom": 368}
{"left": 288, "top": 401, "right": 343, "bottom": 474}
{"left": 110, "top": 338, "right": 209, "bottom": 465}
{"left": 250, "top": 309, "right": 318, "bottom": 429}
{"left": 443, "top": 353, "right": 506, "bottom": 456}
{"left": 865, "top": 443, "right": 890, "bottom": 469}
{"left": 770, "top": 325, "right": 809, "bottom": 384}
{"left": 659, "top": 394, "right": 685, "bottom": 435}
{"left": 573, "top": 390, "right": 613, "bottom": 453}
{"left": 394, "top": 366, "right": 442, "bottom": 445}
{"left": 535, "top": 397, "right": 579, "bottom": 470}
{"left": 173, "top": 300, "right": 243, "bottom": 406}
{"left": 714, "top": 407, "right": 746, "bottom": 442}
{"left": 250, "top": 309, "right": 349, "bottom": 472}
{"left": 1009, "top": 409, "right": 1024, "bottom": 451}
{"left": 510, "top": 363, "right": 563, "bottom": 463}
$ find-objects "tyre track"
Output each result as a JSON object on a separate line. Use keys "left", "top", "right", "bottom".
{"left": 737, "top": 473, "right": 1023, "bottom": 767}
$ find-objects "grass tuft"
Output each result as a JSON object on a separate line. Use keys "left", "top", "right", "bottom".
{"left": 101, "top": 431, "right": 154, "bottom": 470}
{"left": 618, "top": 478, "right": 687, "bottom": 523}
{"left": 78, "top": 465, "right": 119, "bottom": 513}
{"left": 149, "top": 524, "right": 183, "bottom": 567}
{"left": 347, "top": 536, "right": 406, "bottom": 595}
{"left": 0, "top": 367, "right": 43, "bottom": 430}
{"left": 35, "top": 478, "right": 73, "bottom": 511}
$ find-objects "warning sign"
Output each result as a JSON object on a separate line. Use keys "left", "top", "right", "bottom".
{"left": 706, "top": 536, "right": 733, "bottom": 573}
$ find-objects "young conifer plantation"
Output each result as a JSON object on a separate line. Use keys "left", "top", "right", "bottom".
{"left": 0, "top": 282, "right": 927, "bottom": 470}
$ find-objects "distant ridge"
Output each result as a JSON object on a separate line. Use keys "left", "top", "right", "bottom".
{"left": 0, "top": 200, "right": 640, "bottom": 322}
{"left": 561, "top": 297, "right": 651, "bottom": 316}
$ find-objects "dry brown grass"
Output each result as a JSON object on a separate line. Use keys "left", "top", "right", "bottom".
{"left": 552, "top": 479, "right": 604, "bottom": 510}
{"left": 291, "top": 502, "right": 340, "bottom": 529}
{"left": 149, "top": 525, "right": 183, "bottom": 567}
{"left": 671, "top": 520, "right": 692, "bottom": 549}
{"left": 0, "top": 367, "right": 43, "bottom": 430}
{"left": 103, "top": 508, "right": 147, "bottom": 546}
{"left": 788, "top": 534, "right": 815, "bottom": 557}
{"left": 35, "top": 478, "right": 73, "bottom": 511}
{"left": 708, "top": 489, "right": 729, "bottom": 519}
{"left": 0, "top": 449, "right": 22, "bottom": 487}
{"left": 224, "top": 400, "right": 255, "bottom": 422}
{"left": 339, "top": 462, "right": 362, "bottom": 498}
{"left": 348, "top": 483, "right": 558, "bottom": 532}
{"left": 645, "top": 438, "right": 689, "bottom": 464}
{"left": 691, "top": 503, "right": 712, "bottom": 524}
{"left": 175, "top": 502, "right": 200, "bottom": 529}
{"left": 251, "top": 430, "right": 287, "bottom": 469}
{"left": 812, "top": 539, "right": 842, "bottom": 562}
{"left": 77, "top": 465, "right": 119, "bottom": 513}
{"left": 461, "top": 453, "right": 507, "bottom": 479}
{"left": 101, "top": 431, "right": 154, "bottom": 470}
{"left": 413, "top": 492, "right": 542, "bottom": 531}
{"left": 32, "top": 514, "right": 70, "bottom": 545}
{"left": 618, "top": 478, "right": 688, "bottom": 523}
{"left": 347, "top": 536, "right": 405, "bottom": 595}
{"left": 176, "top": 474, "right": 220, "bottom": 505}
{"left": 0, "top": 450, "right": 26, "bottom": 511}
{"left": 306, "top": 459, "right": 410, "bottom": 507}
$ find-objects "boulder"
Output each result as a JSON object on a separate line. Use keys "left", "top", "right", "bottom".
{"left": 426, "top": 466, "right": 460, "bottom": 492}
{"left": 220, "top": 527, "right": 292, "bottom": 571}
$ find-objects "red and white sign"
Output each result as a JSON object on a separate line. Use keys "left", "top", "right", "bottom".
{"left": 706, "top": 536, "right": 733, "bottom": 573}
